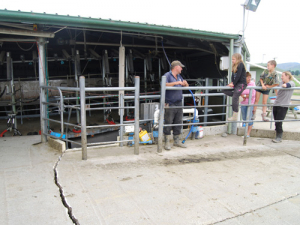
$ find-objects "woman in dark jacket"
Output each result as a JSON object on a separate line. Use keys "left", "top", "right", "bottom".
{"left": 223, "top": 53, "right": 247, "bottom": 121}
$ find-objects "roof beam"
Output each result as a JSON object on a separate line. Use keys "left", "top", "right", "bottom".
{"left": 0, "top": 28, "right": 54, "bottom": 38}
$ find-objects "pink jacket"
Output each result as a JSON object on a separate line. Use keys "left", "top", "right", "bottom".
{"left": 241, "top": 81, "right": 256, "bottom": 105}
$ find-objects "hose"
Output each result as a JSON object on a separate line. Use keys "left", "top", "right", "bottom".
{"left": 161, "top": 40, "right": 197, "bottom": 144}
{"left": 182, "top": 90, "right": 196, "bottom": 144}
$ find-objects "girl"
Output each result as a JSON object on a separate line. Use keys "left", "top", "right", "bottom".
{"left": 223, "top": 53, "right": 247, "bottom": 121}
{"left": 272, "top": 71, "right": 295, "bottom": 143}
{"left": 240, "top": 72, "right": 256, "bottom": 137}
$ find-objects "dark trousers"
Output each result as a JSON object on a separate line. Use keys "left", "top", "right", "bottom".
{"left": 163, "top": 101, "right": 183, "bottom": 136}
{"left": 223, "top": 83, "right": 246, "bottom": 112}
{"left": 273, "top": 106, "right": 288, "bottom": 133}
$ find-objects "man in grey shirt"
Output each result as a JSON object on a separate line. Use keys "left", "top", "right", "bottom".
{"left": 272, "top": 71, "right": 295, "bottom": 143}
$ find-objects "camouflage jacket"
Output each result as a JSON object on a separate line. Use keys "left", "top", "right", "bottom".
{"left": 256, "top": 69, "right": 279, "bottom": 86}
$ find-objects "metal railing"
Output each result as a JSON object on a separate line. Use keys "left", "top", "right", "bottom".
{"left": 39, "top": 74, "right": 300, "bottom": 159}
{"left": 41, "top": 76, "right": 141, "bottom": 160}
{"left": 157, "top": 75, "right": 300, "bottom": 152}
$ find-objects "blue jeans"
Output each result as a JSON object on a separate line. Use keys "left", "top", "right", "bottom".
{"left": 241, "top": 106, "right": 254, "bottom": 126}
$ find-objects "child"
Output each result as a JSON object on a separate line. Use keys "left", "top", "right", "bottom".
{"left": 240, "top": 72, "right": 256, "bottom": 137}
{"left": 272, "top": 71, "right": 295, "bottom": 143}
{"left": 223, "top": 53, "right": 247, "bottom": 121}
{"left": 252, "top": 60, "right": 279, "bottom": 121}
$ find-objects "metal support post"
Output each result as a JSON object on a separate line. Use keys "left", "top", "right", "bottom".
{"left": 38, "top": 38, "right": 47, "bottom": 143}
{"left": 227, "top": 39, "right": 234, "bottom": 134}
{"left": 157, "top": 76, "right": 166, "bottom": 153}
{"left": 158, "top": 58, "right": 161, "bottom": 81}
{"left": 80, "top": 76, "right": 87, "bottom": 160}
{"left": 119, "top": 46, "right": 125, "bottom": 115}
{"left": 102, "top": 56, "right": 106, "bottom": 122}
{"left": 125, "top": 57, "right": 128, "bottom": 87}
{"left": 7, "top": 52, "right": 16, "bottom": 117}
{"left": 134, "top": 76, "right": 140, "bottom": 155}
{"left": 204, "top": 77, "right": 209, "bottom": 126}
{"left": 120, "top": 93, "right": 124, "bottom": 147}
{"left": 75, "top": 50, "right": 81, "bottom": 124}
{"left": 144, "top": 59, "right": 147, "bottom": 100}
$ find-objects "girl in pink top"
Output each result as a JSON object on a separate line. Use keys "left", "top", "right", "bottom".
{"left": 240, "top": 72, "right": 256, "bottom": 137}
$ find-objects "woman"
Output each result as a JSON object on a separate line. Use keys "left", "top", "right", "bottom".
{"left": 240, "top": 72, "right": 256, "bottom": 137}
{"left": 272, "top": 71, "right": 295, "bottom": 143}
{"left": 223, "top": 53, "right": 247, "bottom": 121}
{"left": 252, "top": 60, "right": 279, "bottom": 121}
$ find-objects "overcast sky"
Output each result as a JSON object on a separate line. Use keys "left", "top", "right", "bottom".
{"left": 2, "top": 0, "right": 300, "bottom": 64}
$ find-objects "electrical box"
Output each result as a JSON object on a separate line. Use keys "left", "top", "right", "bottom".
{"left": 219, "top": 56, "right": 229, "bottom": 71}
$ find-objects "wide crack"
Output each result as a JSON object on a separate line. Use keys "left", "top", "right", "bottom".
{"left": 53, "top": 152, "right": 80, "bottom": 225}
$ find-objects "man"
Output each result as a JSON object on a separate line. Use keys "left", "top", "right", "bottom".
{"left": 163, "top": 60, "right": 189, "bottom": 150}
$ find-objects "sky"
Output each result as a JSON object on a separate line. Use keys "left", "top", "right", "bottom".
{"left": 2, "top": 0, "right": 300, "bottom": 64}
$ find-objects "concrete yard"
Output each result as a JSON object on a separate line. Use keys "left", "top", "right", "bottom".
{"left": 1, "top": 127, "right": 300, "bottom": 225}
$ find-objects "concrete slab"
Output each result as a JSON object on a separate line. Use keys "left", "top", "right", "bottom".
{"left": 57, "top": 135, "right": 300, "bottom": 224}
{"left": 0, "top": 136, "right": 72, "bottom": 225}
{"left": 1, "top": 119, "right": 300, "bottom": 224}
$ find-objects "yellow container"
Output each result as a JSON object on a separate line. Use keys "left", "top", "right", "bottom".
{"left": 139, "top": 130, "right": 151, "bottom": 142}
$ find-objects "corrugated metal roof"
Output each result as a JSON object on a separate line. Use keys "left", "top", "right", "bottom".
{"left": 0, "top": 9, "right": 240, "bottom": 42}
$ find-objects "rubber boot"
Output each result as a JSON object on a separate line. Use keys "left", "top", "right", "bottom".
{"left": 261, "top": 113, "right": 269, "bottom": 122}
{"left": 164, "top": 135, "right": 171, "bottom": 150}
{"left": 228, "top": 112, "right": 238, "bottom": 121}
{"left": 272, "top": 132, "right": 283, "bottom": 143}
{"left": 173, "top": 135, "right": 187, "bottom": 148}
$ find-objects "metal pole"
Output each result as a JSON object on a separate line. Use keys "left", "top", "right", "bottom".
{"left": 242, "top": 4, "right": 246, "bottom": 44}
{"left": 158, "top": 58, "right": 161, "bottom": 81}
{"left": 75, "top": 50, "right": 81, "bottom": 124}
{"left": 80, "top": 76, "right": 87, "bottom": 160}
{"left": 7, "top": 52, "right": 16, "bottom": 117}
{"left": 120, "top": 93, "right": 124, "bottom": 147}
{"left": 119, "top": 46, "right": 125, "bottom": 114}
{"left": 227, "top": 39, "right": 234, "bottom": 134}
{"left": 204, "top": 77, "right": 209, "bottom": 126}
{"left": 58, "top": 89, "right": 64, "bottom": 138}
{"left": 134, "top": 76, "right": 140, "bottom": 155}
{"left": 38, "top": 38, "right": 47, "bottom": 143}
{"left": 144, "top": 59, "right": 147, "bottom": 102}
{"left": 158, "top": 76, "right": 166, "bottom": 153}
{"left": 102, "top": 56, "right": 106, "bottom": 122}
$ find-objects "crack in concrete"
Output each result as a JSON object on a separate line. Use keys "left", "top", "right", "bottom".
{"left": 282, "top": 151, "right": 300, "bottom": 160}
{"left": 53, "top": 152, "right": 80, "bottom": 225}
{"left": 210, "top": 193, "right": 300, "bottom": 224}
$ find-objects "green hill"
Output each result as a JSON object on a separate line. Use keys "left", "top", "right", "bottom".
{"left": 277, "top": 62, "right": 300, "bottom": 71}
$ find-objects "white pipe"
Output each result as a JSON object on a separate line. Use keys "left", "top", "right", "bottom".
{"left": 154, "top": 109, "right": 160, "bottom": 128}
{"left": 183, "top": 108, "right": 198, "bottom": 119}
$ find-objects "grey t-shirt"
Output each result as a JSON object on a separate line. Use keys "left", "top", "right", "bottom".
{"left": 274, "top": 81, "right": 295, "bottom": 106}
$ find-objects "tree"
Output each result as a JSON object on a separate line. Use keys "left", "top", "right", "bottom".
{"left": 291, "top": 71, "right": 295, "bottom": 75}
{"left": 295, "top": 70, "right": 299, "bottom": 76}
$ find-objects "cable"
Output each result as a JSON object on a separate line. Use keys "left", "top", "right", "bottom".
{"left": 16, "top": 42, "right": 35, "bottom": 51}
{"left": 0, "top": 86, "right": 6, "bottom": 98}
{"left": 161, "top": 40, "right": 171, "bottom": 67}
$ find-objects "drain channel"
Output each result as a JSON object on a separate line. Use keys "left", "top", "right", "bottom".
{"left": 53, "top": 153, "right": 80, "bottom": 225}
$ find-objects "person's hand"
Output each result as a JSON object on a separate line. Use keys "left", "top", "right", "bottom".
{"left": 177, "top": 81, "right": 184, "bottom": 86}
{"left": 262, "top": 84, "right": 267, "bottom": 90}
{"left": 282, "top": 83, "right": 287, "bottom": 88}
{"left": 182, "top": 80, "right": 188, "bottom": 86}
{"left": 227, "top": 82, "right": 234, "bottom": 87}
